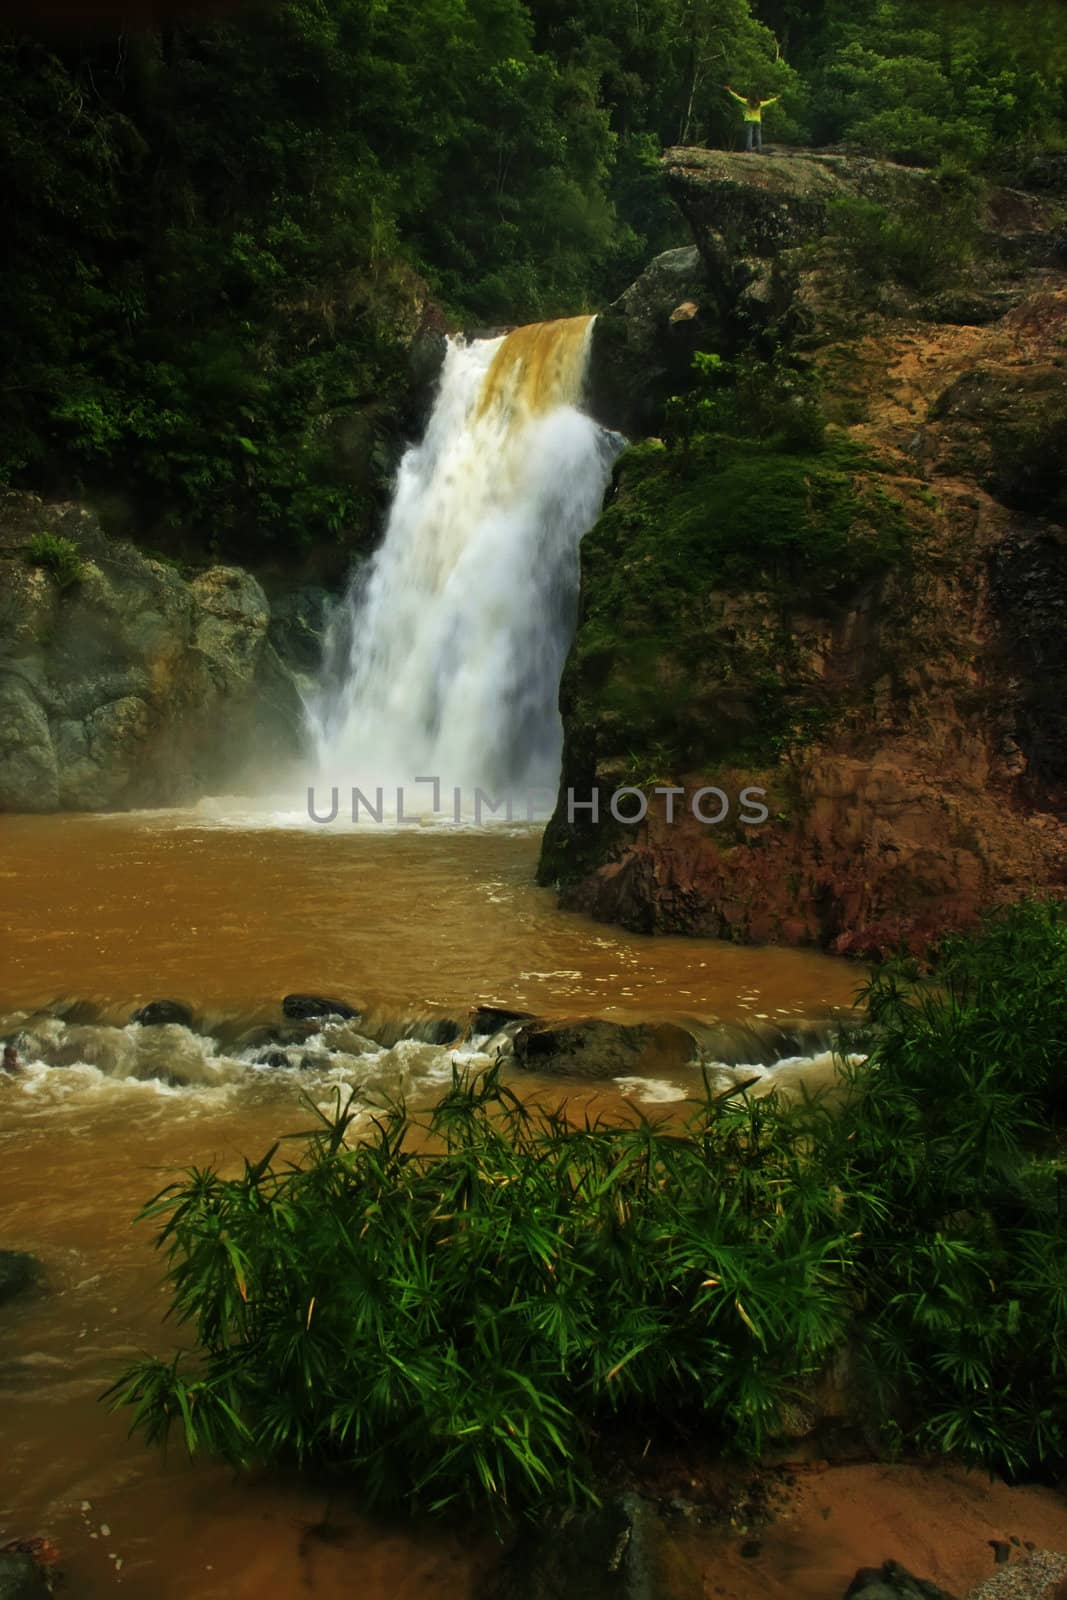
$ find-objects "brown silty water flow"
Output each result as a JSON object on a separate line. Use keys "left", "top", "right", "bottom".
{"left": 475, "top": 314, "right": 594, "bottom": 419}
{"left": 0, "top": 810, "right": 865, "bottom": 1596}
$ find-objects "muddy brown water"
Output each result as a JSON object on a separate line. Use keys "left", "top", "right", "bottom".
{"left": 0, "top": 810, "right": 865, "bottom": 1597}
{"left": 0, "top": 811, "right": 859, "bottom": 1023}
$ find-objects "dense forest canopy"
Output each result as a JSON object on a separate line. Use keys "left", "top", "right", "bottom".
{"left": 3, "top": 0, "right": 1066, "bottom": 553}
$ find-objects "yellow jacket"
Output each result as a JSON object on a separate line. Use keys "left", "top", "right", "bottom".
{"left": 727, "top": 89, "right": 778, "bottom": 123}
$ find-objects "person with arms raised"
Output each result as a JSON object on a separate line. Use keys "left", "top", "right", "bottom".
{"left": 725, "top": 85, "right": 779, "bottom": 151}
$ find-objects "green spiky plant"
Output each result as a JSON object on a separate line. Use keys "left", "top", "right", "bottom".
{"left": 107, "top": 1069, "right": 863, "bottom": 1520}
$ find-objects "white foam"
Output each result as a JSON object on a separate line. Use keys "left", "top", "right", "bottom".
{"left": 613, "top": 1077, "right": 689, "bottom": 1104}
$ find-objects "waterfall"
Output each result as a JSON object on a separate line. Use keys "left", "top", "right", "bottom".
{"left": 309, "top": 315, "right": 622, "bottom": 815}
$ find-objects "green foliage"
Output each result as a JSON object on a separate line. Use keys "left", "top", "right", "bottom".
{"left": 111, "top": 900, "right": 1067, "bottom": 1512}
{"left": 530, "top": 0, "right": 798, "bottom": 151}
{"left": 848, "top": 899, "right": 1067, "bottom": 1472}
{"left": 25, "top": 531, "right": 85, "bottom": 589}
{"left": 544, "top": 331, "right": 921, "bottom": 829}
{"left": 4, "top": 0, "right": 1067, "bottom": 550}
{"left": 562, "top": 378, "right": 914, "bottom": 772}
{"left": 803, "top": 0, "right": 1067, "bottom": 166}
{"left": 603, "top": 431, "right": 908, "bottom": 603}
{"left": 0, "top": 0, "right": 629, "bottom": 549}
{"left": 860, "top": 898, "right": 1067, "bottom": 1128}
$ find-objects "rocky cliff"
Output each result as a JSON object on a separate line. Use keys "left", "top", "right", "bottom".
{"left": 545, "top": 149, "right": 1067, "bottom": 955}
{"left": 0, "top": 494, "right": 321, "bottom": 811}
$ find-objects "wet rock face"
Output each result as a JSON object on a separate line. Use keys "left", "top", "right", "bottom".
{"left": 990, "top": 529, "right": 1067, "bottom": 812}
{"left": 0, "top": 493, "right": 313, "bottom": 812}
{"left": 268, "top": 586, "right": 333, "bottom": 676}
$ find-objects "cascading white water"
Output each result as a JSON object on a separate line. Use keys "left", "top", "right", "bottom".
{"left": 309, "top": 315, "right": 622, "bottom": 813}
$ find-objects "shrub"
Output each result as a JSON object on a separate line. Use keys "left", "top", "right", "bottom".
{"left": 667, "top": 349, "right": 827, "bottom": 456}
{"left": 848, "top": 900, "right": 1067, "bottom": 1471}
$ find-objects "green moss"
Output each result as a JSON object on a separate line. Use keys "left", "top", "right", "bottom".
{"left": 599, "top": 432, "right": 905, "bottom": 594}
{"left": 568, "top": 432, "right": 915, "bottom": 773}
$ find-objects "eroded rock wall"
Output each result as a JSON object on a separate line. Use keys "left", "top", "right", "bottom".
{"left": 547, "top": 150, "right": 1067, "bottom": 955}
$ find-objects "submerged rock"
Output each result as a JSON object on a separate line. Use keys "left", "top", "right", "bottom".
{"left": 513, "top": 1019, "right": 694, "bottom": 1080}
{"left": 479, "top": 1494, "right": 702, "bottom": 1600}
{"left": 130, "top": 999, "right": 194, "bottom": 1028}
{"left": 469, "top": 1004, "right": 536, "bottom": 1037}
{"left": 0, "top": 1251, "right": 42, "bottom": 1306}
{"left": 228, "top": 1021, "right": 319, "bottom": 1052}
{"left": 0, "top": 1554, "right": 50, "bottom": 1600}
{"left": 360, "top": 1014, "right": 462, "bottom": 1047}
{"left": 281, "top": 993, "right": 361, "bottom": 1022}
{"left": 416, "top": 1017, "right": 462, "bottom": 1046}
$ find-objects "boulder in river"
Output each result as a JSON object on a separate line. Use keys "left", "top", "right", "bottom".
{"left": 282, "top": 993, "right": 361, "bottom": 1022}
{"left": 478, "top": 1494, "right": 702, "bottom": 1600}
{"left": 512, "top": 1019, "right": 695, "bottom": 1080}
{"left": 0, "top": 1251, "right": 42, "bottom": 1307}
{"left": 130, "top": 999, "right": 194, "bottom": 1028}
{"left": 469, "top": 1005, "right": 536, "bottom": 1037}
